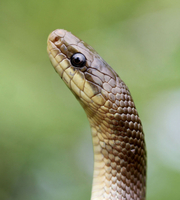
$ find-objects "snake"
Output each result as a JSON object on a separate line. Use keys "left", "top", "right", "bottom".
{"left": 47, "top": 29, "right": 146, "bottom": 200}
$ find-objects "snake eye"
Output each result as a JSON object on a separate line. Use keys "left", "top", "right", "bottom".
{"left": 70, "top": 53, "right": 86, "bottom": 67}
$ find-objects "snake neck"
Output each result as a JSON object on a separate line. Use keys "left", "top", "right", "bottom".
{"left": 87, "top": 108, "right": 146, "bottom": 200}
{"left": 90, "top": 123, "right": 120, "bottom": 200}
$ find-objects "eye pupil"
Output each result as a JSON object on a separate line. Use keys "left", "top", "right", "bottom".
{"left": 74, "top": 57, "right": 81, "bottom": 64}
{"left": 70, "top": 53, "right": 86, "bottom": 67}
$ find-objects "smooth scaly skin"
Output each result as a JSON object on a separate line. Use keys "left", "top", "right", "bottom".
{"left": 47, "top": 29, "right": 146, "bottom": 200}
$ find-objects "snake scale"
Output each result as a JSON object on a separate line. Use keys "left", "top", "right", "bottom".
{"left": 47, "top": 29, "right": 146, "bottom": 200}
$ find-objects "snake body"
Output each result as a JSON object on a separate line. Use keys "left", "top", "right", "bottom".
{"left": 47, "top": 29, "right": 146, "bottom": 200}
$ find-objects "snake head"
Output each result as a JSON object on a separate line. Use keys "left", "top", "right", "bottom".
{"left": 47, "top": 29, "right": 130, "bottom": 118}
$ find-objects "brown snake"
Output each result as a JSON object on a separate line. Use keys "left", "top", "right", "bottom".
{"left": 47, "top": 29, "right": 146, "bottom": 200}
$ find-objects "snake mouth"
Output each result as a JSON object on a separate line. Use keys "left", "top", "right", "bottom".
{"left": 47, "top": 29, "right": 69, "bottom": 78}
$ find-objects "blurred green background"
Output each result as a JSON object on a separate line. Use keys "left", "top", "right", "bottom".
{"left": 0, "top": 0, "right": 180, "bottom": 199}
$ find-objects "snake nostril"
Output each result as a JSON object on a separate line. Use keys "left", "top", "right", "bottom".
{"left": 54, "top": 36, "right": 60, "bottom": 42}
